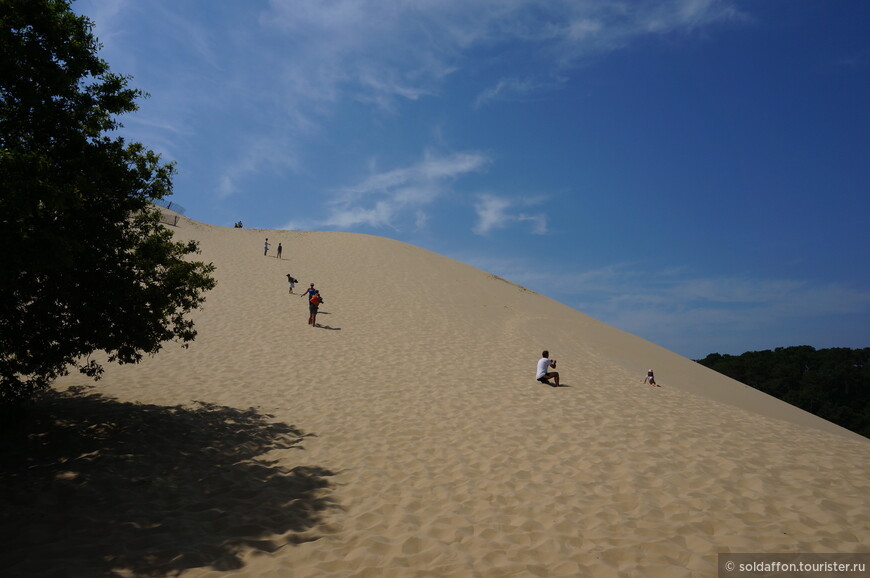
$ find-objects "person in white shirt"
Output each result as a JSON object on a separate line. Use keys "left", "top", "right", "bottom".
{"left": 643, "top": 369, "right": 659, "bottom": 387}
{"left": 536, "top": 350, "right": 560, "bottom": 386}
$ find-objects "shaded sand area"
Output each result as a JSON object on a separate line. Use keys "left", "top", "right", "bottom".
{"left": 3, "top": 215, "right": 868, "bottom": 577}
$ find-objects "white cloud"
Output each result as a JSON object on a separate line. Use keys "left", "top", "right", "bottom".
{"left": 215, "top": 135, "right": 300, "bottom": 199}
{"left": 258, "top": 0, "right": 744, "bottom": 113}
{"left": 321, "top": 150, "right": 490, "bottom": 230}
{"left": 415, "top": 210, "right": 429, "bottom": 229}
{"left": 260, "top": 0, "right": 451, "bottom": 114}
{"left": 76, "top": 0, "right": 131, "bottom": 54}
{"left": 76, "top": 0, "right": 745, "bottom": 190}
{"left": 474, "top": 77, "right": 551, "bottom": 108}
{"left": 472, "top": 195, "right": 512, "bottom": 234}
{"left": 472, "top": 194, "right": 548, "bottom": 235}
{"left": 470, "top": 0, "right": 745, "bottom": 105}
{"left": 341, "top": 152, "right": 489, "bottom": 200}
{"left": 321, "top": 202, "right": 397, "bottom": 229}
{"left": 518, "top": 214, "right": 548, "bottom": 235}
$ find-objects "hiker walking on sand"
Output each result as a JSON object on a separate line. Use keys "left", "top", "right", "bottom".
{"left": 301, "top": 283, "right": 320, "bottom": 325}
{"left": 286, "top": 274, "right": 297, "bottom": 294}
{"left": 264, "top": 238, "right": 270, "bottom": 256}
{"left": 301, "top": 283, "right": 316, "bottom": 301}
{"left": 536, "top": 350, "right": 560, "bottom": 387}
{"left": 643, "top": 369, "right": 660, "bottom": 387}
{"left": 306, "top": 288, "right": 323, "bottom": 326}
{"left": 308, "top": 290, "right": 323, "bottom": 326}
{"left": 277, "top": 242, "right": 283, "bottom": 259}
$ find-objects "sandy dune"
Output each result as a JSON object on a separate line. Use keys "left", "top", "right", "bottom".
{"left": 6, "top": 215, "right": 867, "bottom": 577}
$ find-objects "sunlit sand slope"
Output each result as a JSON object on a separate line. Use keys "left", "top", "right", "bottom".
{"left": 29, "top": 214, "right": 867, "bottom": 578}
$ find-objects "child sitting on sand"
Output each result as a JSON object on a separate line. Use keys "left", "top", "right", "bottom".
{"left": 643, "top": 369, "right": 660, "bottom": 387}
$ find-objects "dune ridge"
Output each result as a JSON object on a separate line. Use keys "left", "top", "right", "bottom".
{"left": 11, "top": 215, "right": 867, "bottom": 577}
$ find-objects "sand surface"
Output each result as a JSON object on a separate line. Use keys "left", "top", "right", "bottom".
{"left": 4, "top": 215, "right": 868, "bottom": 577}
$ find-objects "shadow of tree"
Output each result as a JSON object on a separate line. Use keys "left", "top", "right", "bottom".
{"left": 0, "top": 386, "right": 338, "bottom": 577}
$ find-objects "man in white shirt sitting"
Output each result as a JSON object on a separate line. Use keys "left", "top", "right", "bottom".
{"left": 536, "top": 350, "right": 560, "bottom": 387}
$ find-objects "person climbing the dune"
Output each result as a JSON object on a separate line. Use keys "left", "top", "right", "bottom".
{"left": 301, "top": 283, "right": 324, "bottom": 325}
{"left": 307, "top": 289, "right": 323, "bottom": 326}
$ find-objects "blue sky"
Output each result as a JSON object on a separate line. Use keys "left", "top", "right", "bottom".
{"left": 73, "top": 0, "right": 870, "bottom": 359}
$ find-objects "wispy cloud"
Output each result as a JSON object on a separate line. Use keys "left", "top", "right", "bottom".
{"left": 77, "top": 0, "right": 131, "bottom": 55}
{"left": 317, "top": 150, "right": 490, "bottom": 230}
{"left": 473, "top": 77, "right": 560, "bottom": 108}
{"left": 472, "top": 0, "right": 746, "bottom": 106}
{"left": 472, "top": 194, "right": 548, "bottom": 235}
{"left": 260, "top": 0, "right": 454, "bottom": 114}
{"left": 580, "top": 275, "right": 870, "bottom": 357}
{"left": 457, "top": 255, "right": 870, "bottom": 356}
{"left": 260, "top": 0, "right": 744, "bottom": 113}
{"left": 216, "top": 135, "right": 300, "bottom": 199}
{"left": 78, "top": 0, "right": 745, "bottom": 191}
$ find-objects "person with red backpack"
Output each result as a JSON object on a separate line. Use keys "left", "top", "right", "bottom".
{"left": 301, "top": 283, "right": 323, "bottom": 326}
{"left": 301, "top": 283, "right": 316, "bottom": 301}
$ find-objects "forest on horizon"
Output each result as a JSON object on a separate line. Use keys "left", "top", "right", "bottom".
{"left": 696, "top": 346, "right": 869, "bottom": 439}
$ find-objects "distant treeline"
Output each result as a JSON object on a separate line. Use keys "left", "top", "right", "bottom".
{"left": 695, "top": 346, "right": 869, "bottom": 439}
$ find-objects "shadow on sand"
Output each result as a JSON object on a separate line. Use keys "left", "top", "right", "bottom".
{"left": 0, "top": 386, "right": 337, "bottom": 577}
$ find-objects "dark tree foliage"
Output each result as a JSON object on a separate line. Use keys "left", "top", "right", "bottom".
{"left": 696, "top": 346, "right": 870, "bottom": 438}
{"left": 1, "top": 0, "right": 216, "bottom": 403}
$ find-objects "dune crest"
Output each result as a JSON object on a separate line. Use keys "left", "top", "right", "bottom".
{"left": 24, "top": 215, "right": 867, "bottom": 577}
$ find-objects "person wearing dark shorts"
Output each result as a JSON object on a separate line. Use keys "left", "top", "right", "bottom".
{"left": 308, "top": 300, "right": 319, "bottom": 326}
{"left": 536, "top": 350, "right": 559, "bottom": 386}
{"left": 304, "top": 285, "right": 323, "bottom": 326}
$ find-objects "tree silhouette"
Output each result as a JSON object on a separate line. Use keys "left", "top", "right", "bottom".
{"left": 1, "top": 0, "right": 215, "bottom": 402}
